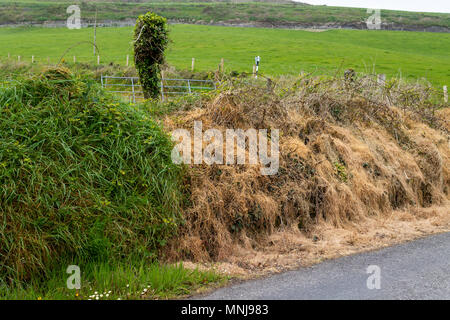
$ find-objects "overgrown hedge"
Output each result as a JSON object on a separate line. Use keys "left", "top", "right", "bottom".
{"left": 0, "top": 67, "right": 184, "bottom": 282}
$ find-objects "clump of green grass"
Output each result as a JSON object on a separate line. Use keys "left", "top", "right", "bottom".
{"left": 0, "top": 67, "right": 185, "bottom": 283}
{"left": 334, "top": 161, "right": 348, "bottom": 183}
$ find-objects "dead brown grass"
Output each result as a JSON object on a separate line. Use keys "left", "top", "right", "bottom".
{"left": 164, "top": 75, "right": 450, "bottom": 274}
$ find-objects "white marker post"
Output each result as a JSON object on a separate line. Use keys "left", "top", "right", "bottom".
{"left": 191, "top": 58, "right": 195, "bottom": 72}
{"left": 444, "top": 86, "right": 448, "bottom": 103}
{"left": 255, "top": 56, "right": 260, "bottom": 79}
{"left": 31, "top": 56, "right": 35, "bottom": 63}
{"left": 73, "top": 56, "right": 76, "bottom": 63}
{"left": 97, "top": 55, "right": 100, "bottom": 65}
{"left": 126, "top": 54, "right": 129, "bottom": 67}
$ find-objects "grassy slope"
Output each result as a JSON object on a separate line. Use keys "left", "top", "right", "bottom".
{"left": 0, "top": 25, "right": 449, "bottom": 86}
{"left": 0, "top": 1, "right": 448, "bottom": 28}
{"left": 0, "top": 68, "right": 224, "bottom": 299}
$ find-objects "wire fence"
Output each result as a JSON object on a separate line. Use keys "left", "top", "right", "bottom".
{"left": 1, "top": 54, "right": 261, "bottom": 75}
{"left": 1, "top": 62, "right": 446, "bottom": 104}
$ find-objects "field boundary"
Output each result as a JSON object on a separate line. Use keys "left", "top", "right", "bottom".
{"left": 1, "top": 19, "right": 449, "bottom": 33}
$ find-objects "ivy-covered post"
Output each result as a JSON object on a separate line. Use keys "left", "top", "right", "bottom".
{"left": 133, "top": 12, "right": 169, "bottom": 99}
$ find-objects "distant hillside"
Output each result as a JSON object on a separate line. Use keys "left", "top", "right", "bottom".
{"left": 0, "top": 1, "right": 448, "bottom": 32}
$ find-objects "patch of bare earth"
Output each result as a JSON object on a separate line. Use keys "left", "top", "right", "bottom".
{"left": 192, "top": 205, "right": 450, "bottom": 278}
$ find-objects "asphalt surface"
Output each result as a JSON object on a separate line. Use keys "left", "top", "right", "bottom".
{"left": 199, "top": 232, "right": 450, "bottom": 300}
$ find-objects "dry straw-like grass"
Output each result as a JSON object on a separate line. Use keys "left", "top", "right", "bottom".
{"left": 164, "top": 74, "right": 449, "bottom": 271}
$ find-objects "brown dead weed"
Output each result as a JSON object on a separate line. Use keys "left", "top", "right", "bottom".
{"left": 164, "top": 75, "right": 450, "bottom": 276}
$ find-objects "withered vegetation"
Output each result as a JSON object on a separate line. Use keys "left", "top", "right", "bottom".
{"left": 163, "top": 74, "right": 449, "bottom": 265}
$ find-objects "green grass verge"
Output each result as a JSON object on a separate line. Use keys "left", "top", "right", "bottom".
{"left": 1, "top": 262, "right": 224, "bottom": 300}
{"left": 0, "top": 25, "right": 449, "bottom": 86}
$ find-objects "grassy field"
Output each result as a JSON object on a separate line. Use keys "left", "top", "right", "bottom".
{"left": 0, "top": 0, "right": 449, "bottom": 29}
{"left": 0, "top": 24, "right": 449, "bottom": 86}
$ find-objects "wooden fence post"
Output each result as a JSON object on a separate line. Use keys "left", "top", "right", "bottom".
{"left": 31, "top": 56, "right": 35, "bottom": 63}
{"left": 97, "top": 55, "right": 100, "bottom": 65}
{"left": 126, "top": 55, "right": 129, "bottom": 67}
{"left": 444, "top": 85, "right": 448, "bottom": 103}
{"left": 191, "top": 58, "right": 195, "bottom": 72}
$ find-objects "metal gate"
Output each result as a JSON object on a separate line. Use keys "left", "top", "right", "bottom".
{"left": 101, "top": 76, "right": 216, "bottom": 102}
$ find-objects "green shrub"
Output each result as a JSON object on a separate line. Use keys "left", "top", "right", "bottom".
{"left": 0, "top": 67, "right": 184, "bottom": 282}
{"left": 134, "top": 12, "right": 169, "bottom": 99}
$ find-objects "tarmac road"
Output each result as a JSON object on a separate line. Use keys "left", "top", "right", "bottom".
{"left": 199, "top": 232, "right": 450, "bottom": 300}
